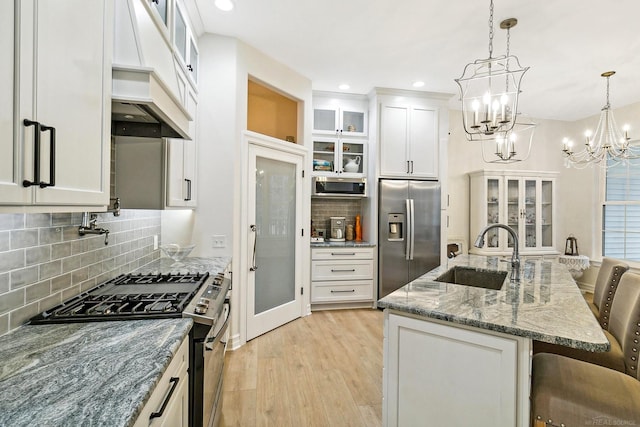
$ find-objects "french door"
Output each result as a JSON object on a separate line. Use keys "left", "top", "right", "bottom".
{"left": 246, "top": 142, "right": 304, "bottom": 340}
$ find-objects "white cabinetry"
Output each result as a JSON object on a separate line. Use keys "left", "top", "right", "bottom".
{"left": 166, "top": 88, "right": 197, "bottom": 208}
{"left": 0, "top": 0, "right": 112, "bottom": 210}
{"left": 311, "top": 247, "right": 375, "bottom": 307}
{"left": 134, "top": 336, "right": 189, "bottom": 427}
{"left": 312, "top": 92, "right": 368, "bottom": 177}
{"left": 379, "top": 101, "right": 439, "bottom": 179}
{"left": 166, "top": 139, "right": 197, "bottom": 207}
{"left": 383, "top": 311, "right": 531, "bottom": 427}
{"left": 174, "top": 0, "right": 198, "bottom": 86}
{"left": 313, "top": 96, "right": 367, "bottom": 137}
{"left": 469, "top": 170, "right": 558, "bottom": 256}
{"left": 312, "top": 137, "right": 366, "bottom": 176}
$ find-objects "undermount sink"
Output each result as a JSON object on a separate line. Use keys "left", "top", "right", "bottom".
{"left": 434, "top": 266, "right": 508, "bottom": 290}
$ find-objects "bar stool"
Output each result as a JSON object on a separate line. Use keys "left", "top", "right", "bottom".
{"left": 534, "top": 271, "right": 640, "bottom": 374}
{"left": 531, "top": 353, "right": 640, "bottom": 426}
{"left": 587, "top": 257, "right": 628, "bottom": 329}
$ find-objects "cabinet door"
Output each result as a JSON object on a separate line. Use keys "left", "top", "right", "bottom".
{"left": 313, "top": 107, "right": 339, "bottom": 134}
{"left": 166, "top": 139, "right": 186, "bottom": 207}
{"left": 523, "top": 179, "right": 538, "bottom": 250}
{"left": 22, "top": 0, "right": 111, "bottom": 206}
{"left": 312, "top": 137, "right": 339, "bottom": 174}
{"left": 540, "top": 180, "right": 554, "bottom": 248}
{"left": 340, "top": 108, "right": 367, "bottom": 136}
{"left": 339, "top": 139, "right": 366, "bottom": 175}
{"left": 380, "top": 104, "right": 410, "bottom": 177}
{"left": 408, "top": 106, "right": 438, "bottom": 178}
{"left": 0, "top": 1, "right": 30, "bottom": 204}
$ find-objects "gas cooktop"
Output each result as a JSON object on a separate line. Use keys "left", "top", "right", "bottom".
{"left": 30, "top": 272, "right": 210, "bottom": 324}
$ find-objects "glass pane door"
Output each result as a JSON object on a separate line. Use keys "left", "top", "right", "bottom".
{"left": 247, "top": 141, "right": 303, "bottom": 341}
{"left": 507, "top": 179, "right": 520, "bottom": 249}
{"left": 487, "top": 178, "right": 500, "bottom": 248}
{"left": 254, "top": 156, "right": 296, "bottom": 315}
{"left": 524, "top": 180, "right": 537, "bottom": 248}
{"left": 541, "top": 180, "right": 553, "bottom": 247}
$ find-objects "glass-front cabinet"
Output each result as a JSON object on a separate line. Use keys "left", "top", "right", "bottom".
{"left": 312, "top": 94, "right": 368, "bottom": 137}
{"left": 312, "top": 92, "right": 369, "bottom": 177}
{"left": 312, "top": 137, "right": 366, "bottom": 176}
{"left": 469, "top": 170, "right": 558, "bottom": 256}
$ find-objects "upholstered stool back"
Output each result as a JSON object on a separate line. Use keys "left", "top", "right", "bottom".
{"left": 608, "top": 271, "right": 640, "bottom": 379}
{"left": 593, "top": 258, "right": 629, "bottom": 329}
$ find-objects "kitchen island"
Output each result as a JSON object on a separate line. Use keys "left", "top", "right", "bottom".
{"left": 377, "top": 254, "right": 608, "bottom": 427}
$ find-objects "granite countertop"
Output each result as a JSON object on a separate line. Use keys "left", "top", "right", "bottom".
{"left": 311, "top": 240, "right": 375, "bottom": 248}
{"left": 136, "top": 256, "right": 232, "bottom": 275}
{"left": 378, "top": 254, "right": 609, "bottom": 351}
{"left": 0, "top": 318, "right": 192, "bottom": 427}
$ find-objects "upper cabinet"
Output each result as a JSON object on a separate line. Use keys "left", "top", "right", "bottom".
{"left": 378, "top": 91, "right": 448, "bottom": 179}
{"left": 313, "top": 93, "right": 368, "bottom": 137}
{"left": 469, "top": 170, "right": 558, "bottom": 256}
{"left": 0, "top": 0, "right": 112, "bottom": 210}
{"left": 174, "top": 1, "right": 198, "bottom": 87}
{"left": 312, "top": 92, "right": 368, "bottom": 177}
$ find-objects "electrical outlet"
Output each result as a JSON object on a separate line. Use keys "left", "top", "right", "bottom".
{"left": 212, "top": 235, "right": 226, "bottom": 248}
{"left": 153, "top": 235, "right": 158, "bottom": 250}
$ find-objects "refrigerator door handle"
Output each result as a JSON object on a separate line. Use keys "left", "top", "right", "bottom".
{"left": 405, "top": 198, "right": 411, "bottom": 260}
{"left": 409, "top": 198, "right": 415, "bottom": 260}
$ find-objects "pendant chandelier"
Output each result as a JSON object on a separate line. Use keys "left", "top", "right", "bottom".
{"left": 562, "top": 71, "right": 639, "bottom": 169}
{"left": 455, "top": 0, "right": 529, "bottom": 143}
{"left": 480, "top": 18, "right": 536, "bottom": 163}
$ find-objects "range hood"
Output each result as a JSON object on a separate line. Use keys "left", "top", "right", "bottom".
{"left": 112, "top": 66, "right": 191, "bottom": 139}
{"left": 112, "top": 0, "right": 192, "bottom": 139}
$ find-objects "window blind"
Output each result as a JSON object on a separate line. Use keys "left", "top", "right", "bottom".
{"left": 603, "top": 161, "right": 640, "bottom": 261}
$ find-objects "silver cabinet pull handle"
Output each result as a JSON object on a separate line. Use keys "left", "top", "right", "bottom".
{"left": 331, "top": 269, "right": 356, "bottom": 272}
{"left": 331, "top": 252, "right": 355, "bottom": 256}
{"left": 250, "top": 224, "right": 258, "bottom": 271}
{"left": 331, "top": 289, "right": 356, "bottom": 293}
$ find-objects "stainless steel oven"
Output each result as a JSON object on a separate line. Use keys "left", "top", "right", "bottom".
{"left": 201, "top": 301, "right": 229, "bottom": 427}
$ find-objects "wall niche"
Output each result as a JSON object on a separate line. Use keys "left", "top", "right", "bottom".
{"left": 247, "top": 78, "right": 299, "bottom": 142}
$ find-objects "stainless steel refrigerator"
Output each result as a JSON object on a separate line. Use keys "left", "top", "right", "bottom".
{"left": 378, "top": 179, "right": 441, "bottom": 299}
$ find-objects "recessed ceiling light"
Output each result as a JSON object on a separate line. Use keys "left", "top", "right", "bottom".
{"left": 338, "top": 84, "right": 350, "bottom": 90}
{"left": 412, "top": 81, "right": 425, "bottom": 88}
{"left": 214, "top": 0, "right": 234, "bottom": 11}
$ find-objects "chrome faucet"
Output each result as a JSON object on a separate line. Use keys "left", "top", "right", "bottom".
{"left": 78, "top": 212, "right": 109, "bottom": 245}
{"left": 474, "top": 223, "right": 520, "bottom": 281}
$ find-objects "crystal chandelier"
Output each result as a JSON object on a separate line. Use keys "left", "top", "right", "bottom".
{"left": 480, "top": 18, "right": 536, "bottom": 163}
{"left": 562, "top": 71, "right": 639, "bottom": 169}
{"left": 455, "top": 0, "right": 529, "bottom": 143}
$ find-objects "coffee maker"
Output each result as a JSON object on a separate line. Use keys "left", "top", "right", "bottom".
{"left": 330, "top": 217, "right": 345, "bottom": 242}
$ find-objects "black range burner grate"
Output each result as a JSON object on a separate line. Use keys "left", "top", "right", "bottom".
{"left": 30, "top": 272, "right": 209, "bottom": 324}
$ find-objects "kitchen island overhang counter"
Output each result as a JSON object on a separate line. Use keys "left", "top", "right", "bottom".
{"left": 378, "top": 254, "right": 608, "bottom": 351}
{"left": 378, "top": 254, "right": 609, "bottom": 427}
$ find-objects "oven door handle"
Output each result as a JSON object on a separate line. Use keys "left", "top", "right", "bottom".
{"left": 205, "top": 306, "right": 230, "bottom": 351}
{"left": 149, "top": 377, "right": 179, "bottom": 419}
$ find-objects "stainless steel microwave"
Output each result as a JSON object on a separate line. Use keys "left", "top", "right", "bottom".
{"left": 312, "top": 176, "right": 367, "bottom": 197}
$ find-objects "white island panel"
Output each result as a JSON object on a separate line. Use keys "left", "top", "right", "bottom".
{"left": 385, "top": 312, "right": 531, "bottom": 427}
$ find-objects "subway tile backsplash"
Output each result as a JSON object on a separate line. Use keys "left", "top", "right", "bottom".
{"left": 311, "top": 199, "right": 362, "bottom": 233}
{"left": 0, "top": 210, "right": 161, "bottom": 336}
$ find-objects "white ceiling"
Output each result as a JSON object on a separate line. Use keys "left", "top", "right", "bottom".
{"left": 187, "top": 0, "right": 640, "bottom": 122}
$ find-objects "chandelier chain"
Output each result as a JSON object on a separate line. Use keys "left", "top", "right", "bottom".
{"left": 488, "top": 0, "right": 494, "bottom": 58}
{"left": 605, "top": 74, "right": 611, "bottom": 109}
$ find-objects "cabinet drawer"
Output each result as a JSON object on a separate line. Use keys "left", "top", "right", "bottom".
{"left": 311, "top": 280, "right": 373, "bottom": 303}
{"left": 312, "top": 247, "right": 374, "bottom": 260}
{"left": 312, "top": 259, "right": 373, "bottom": 281}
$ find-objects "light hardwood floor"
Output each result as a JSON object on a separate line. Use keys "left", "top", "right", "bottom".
{"left": 220, "top": 309, "right": 384, "bottom": 427}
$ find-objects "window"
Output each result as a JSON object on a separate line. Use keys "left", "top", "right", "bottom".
{"left": 602, "top": 161, "right": 640, "bottom": 261}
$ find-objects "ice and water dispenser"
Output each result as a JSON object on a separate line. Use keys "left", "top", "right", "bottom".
{"left": 387, "top": 214, "right": 404, "bottom": 241}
